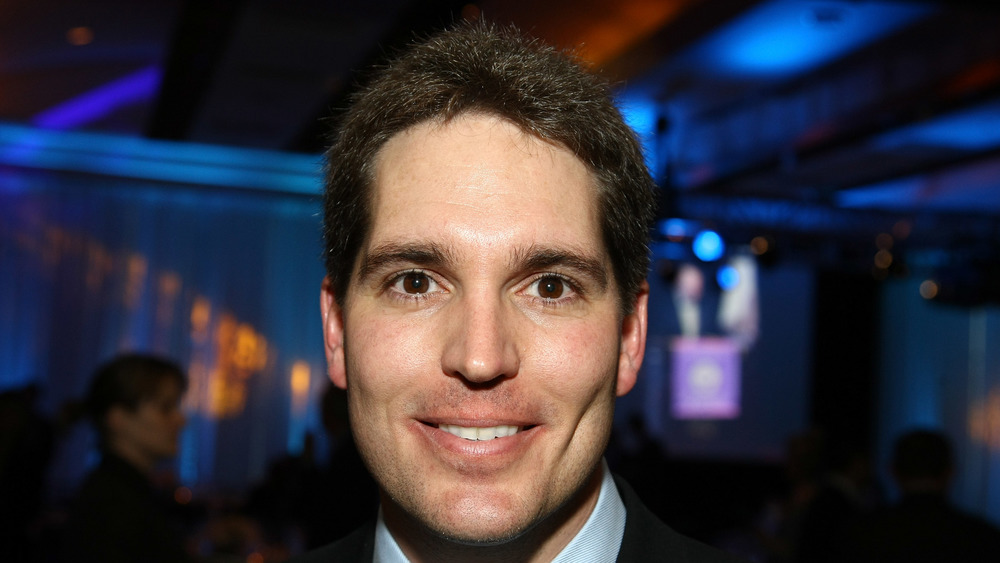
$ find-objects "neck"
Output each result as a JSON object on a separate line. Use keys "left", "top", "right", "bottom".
{"left": 386, "top": 465, "right": 604, "bottom": 563}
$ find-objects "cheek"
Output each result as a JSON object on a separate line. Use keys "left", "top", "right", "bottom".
{"left": 529, "top": 317, "right": 621, "bottom": 399}
{"left": 344, "top": 313, "right": 437, "bottom": 409}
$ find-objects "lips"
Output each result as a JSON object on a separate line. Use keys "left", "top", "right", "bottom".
{"left": 415, "top": 419, "right": 538, "bottom": 469}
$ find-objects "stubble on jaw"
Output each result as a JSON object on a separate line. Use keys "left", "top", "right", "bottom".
{"left": 379, "top": 459, "right": 606, "bottom": 563}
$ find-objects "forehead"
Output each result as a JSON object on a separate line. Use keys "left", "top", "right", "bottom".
{"left": 365, "top": 114, "right": 605, "bottom": 262}
{"left": 143, "top": 375, "right": 182, "bottom": 402}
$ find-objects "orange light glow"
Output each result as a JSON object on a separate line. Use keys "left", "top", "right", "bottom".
{"left": 874, "top": 249, "right": 893, "bottom": 270}
{"left": 943, "top": 60, "right": 1000, "bottom": 98}
{"left": 480, "top": 0, "right": 692, "bottom": 67}
{"left": 969, "top": 387, "right": 1000, "bottom": 450}
{"left": 750, "top": 236, "right": 770, "bottom": 256}
{"left": 461, "top": 3, "right": 481, "bottom": 22}
{"left": 573, "top": 0, "right": 691, "bottom": 66}
{"left": 201, "top": 314, "right": 270, "bottom": 418}
{"left": 174, "top": 486, "right": 193, "bottom": 505}
{"left": 85, "top": 241, "right": 113, "bottom": 293}
{"left": 291, "top": 361, "right": 310, "bottom": 395}
{"left": 67, "top": 27, "right": 94, "bottom": 46}
{"left": 291, "top": 361, "right": 311, "bottom": 416}
{"left": 156, "top": 271, "right": 182, "bottom": 329}
{"left": 209, "top": 371, "right": 246, "bottom": 418}
{"left": 185, "top": 359, "right": 208, "bottom": 412}
{"left": 233, "top": 323, "right": 269, "bottom": 372}
{"left": 919, "top": 280, "right": 939, "bottom": 300}
{"left": 190, "top": 296, "right": 212, "bottom": 344}
{"left": 124, "top": 254, "right": 148, "bottom": 309}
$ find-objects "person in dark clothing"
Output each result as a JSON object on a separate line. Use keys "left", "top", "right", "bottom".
{"left": 293, "top": 385, "right": 379, "bottom": 549}
{"left": 792, "top": 434, "right": 875, "bottom": 563}
{"left": 60, "top": 353, "right": 195, "bottom": 563}
{"left": 0, "top": 384, "right": 56, "bottom": 562}
{"left": 846, "top": 429, "right": 1000, "bottom": 563}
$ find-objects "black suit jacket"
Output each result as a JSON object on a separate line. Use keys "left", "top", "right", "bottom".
{"left": 60, "top": 453, "right": 194, "bottom": 563}
{"left": 287, "top": 474, "right": 743, "bottom": 562}
{"left": 844, "top": 493, "right": 1000, "bottom": 563}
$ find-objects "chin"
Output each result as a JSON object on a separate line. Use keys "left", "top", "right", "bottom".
{"left": 425, "top": 493, "right": 543, "bottom": 546}
{"left": 433, "top": 518, "right": 532, "bottom": 547}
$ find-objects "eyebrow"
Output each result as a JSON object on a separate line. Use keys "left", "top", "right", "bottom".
{"left": 511, "top": 245, "right": 610, "bottom": 292}
{"left": 356, "top": 241, "right": 457, "bottom": 282}
{"left": 357, "top": 240, "right": 610, "bottom": 292}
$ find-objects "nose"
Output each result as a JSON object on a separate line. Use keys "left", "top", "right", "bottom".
{"left": 440, "top": 291, "right": 520, "bottom": 385}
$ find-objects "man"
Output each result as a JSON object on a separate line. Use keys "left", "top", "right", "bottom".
{"left": 302, "top": 21, "right": 743, "bottom": 562}
{"left": 61, "top": 353, "right": 194, "bottom": 563}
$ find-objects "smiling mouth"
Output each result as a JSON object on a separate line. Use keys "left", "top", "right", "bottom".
{"left": 430, "top": 423, "right": 532, "bottom": 441}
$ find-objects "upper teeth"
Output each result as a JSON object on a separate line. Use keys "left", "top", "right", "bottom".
{"left": 439, "top": 424, "right": 520, "bottom": 441}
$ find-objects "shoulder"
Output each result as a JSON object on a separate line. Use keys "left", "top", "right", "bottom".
{"left": 613, "top": 475, "right": 746, "bottom": 563}
{"left": 69, "top": 460, "right": 149, "bottom": 524}
{"left": 286, "top": 521, "right": 376, "bottom": 563}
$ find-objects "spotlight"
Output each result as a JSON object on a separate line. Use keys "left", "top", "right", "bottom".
{"left": 717, "top": 265, "right": 740, "bottom": 290}
{"left": 919, "top": 280, "right": 939, "bottom": 300}
{"left": 693, "top": 230, "right": 725, "bottom": 262}
{"left": 658, "top": 218, "right": 693, "bottom": 241}
{"left": 874, "top": 249, "right": 893, "bottom": 269}
{"left": 67, "top": 26, "right": 94, "bottom": 46}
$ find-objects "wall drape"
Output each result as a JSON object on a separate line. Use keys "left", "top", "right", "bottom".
{"left": 879, "top": 278, "right": 1000, "bottom": 524}
{"left": 1, "top": 165, "right": 328, "bottom": 497}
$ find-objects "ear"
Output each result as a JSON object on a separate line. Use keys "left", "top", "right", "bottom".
{"left": 320, "top": 276, "right": 348, "bottom": 389}
{"left": 616, "top": 280, "right": 649, "bottom": 397}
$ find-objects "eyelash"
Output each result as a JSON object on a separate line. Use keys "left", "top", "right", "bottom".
{"left": 381, "top": 270, "right": 583, "bottom": 307}
{"left": 384, "top": 269, "right": 444, "bottom": 302}
{"left": 523, "top": 273, "right": 581, "bottom": 306}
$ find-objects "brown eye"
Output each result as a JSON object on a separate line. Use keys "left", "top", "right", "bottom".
{"left": 536, "top": 276, "right": 565, "bottom": 299}
{"left": 402, "top": 272, "right": 430, "bottom": 294}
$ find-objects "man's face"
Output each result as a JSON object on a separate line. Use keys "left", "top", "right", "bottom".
{"left": 321, "top": 114, "right": 648, "bottom": 545}
{"left": 109, "top": 377, "right": 186, "bottom": 464}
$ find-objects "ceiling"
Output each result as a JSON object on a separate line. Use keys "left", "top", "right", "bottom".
{"left": 3, "top": 0, "right": 1000, "bottom": 280}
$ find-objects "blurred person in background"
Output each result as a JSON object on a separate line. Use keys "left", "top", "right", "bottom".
{"left": 0, "top": 384, "right": 55, "bottom": 561}
{"left": 846, "top": 428, "right": 1000, "bottom": 563}
{"left": 60, "top": 353, "right": 197, "bottom": 563}
{"left": 293, "top": 385, "right": 378, "bottom": 549}
{"left": 792, "top": 432, "right": 876, "bottom": 563}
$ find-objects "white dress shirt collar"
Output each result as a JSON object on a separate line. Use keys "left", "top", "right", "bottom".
{"left": 373, "top": 459, "right": 626, "bottom": 563}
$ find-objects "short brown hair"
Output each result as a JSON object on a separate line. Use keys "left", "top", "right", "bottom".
{"left": 322, "top": 21, "right": 655, "bottom": 312}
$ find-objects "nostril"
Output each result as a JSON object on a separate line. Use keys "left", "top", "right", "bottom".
{"left": 461, "top": 374, "right": 509, "bottom": 390}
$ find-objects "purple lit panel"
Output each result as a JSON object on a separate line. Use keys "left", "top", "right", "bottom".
{"left": 670, "top": 336, "right": 741, "bottom": 419}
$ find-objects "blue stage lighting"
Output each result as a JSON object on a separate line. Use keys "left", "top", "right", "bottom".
{"left": 616, "top": 93, "right": 658, "bottom": 173}
{"left": 658, "top": 218, "right": 696, "bottom": 239}
{"left": 871, "top": 100, "right": 1000, "bottom": 151}
{"left": 0, "top": 122, "right": 321, "bottom": 194}
{"left": 693, "top": 230, "right": 725, "bottom": 262}
{"left": 717, "top": 264, "right": 741, "bottom": 290}
{"left": 695, "top": 0, "right": 934, "bottom": 78}
{"left": 32, "top": 66, "right": 162, "bottom": 130}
